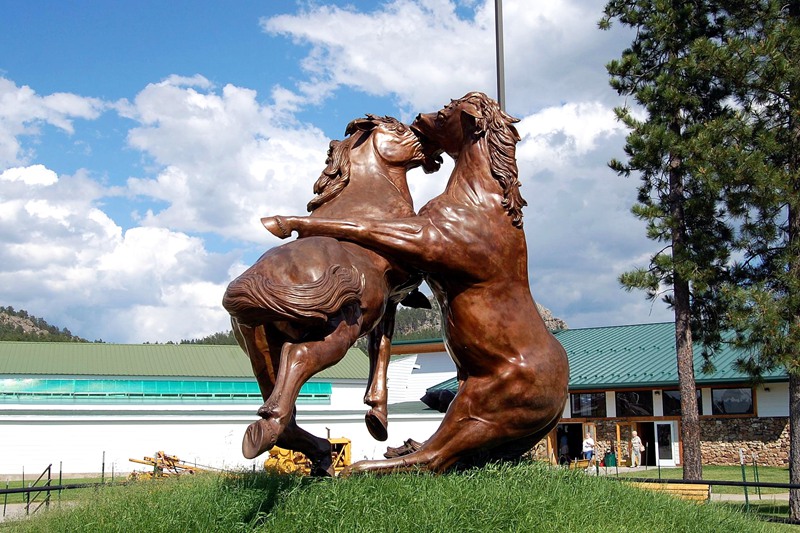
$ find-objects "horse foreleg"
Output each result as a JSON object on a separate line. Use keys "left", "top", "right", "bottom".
{"left": 262, "top": 215, "right": 450, "bottom": 274}
{"left": 363, "top": 303, "right": 396, "bottom": 441}
{"left": 243, "top": 304, "right": 363, "bottom": 460}
{"left": 277, "top": 409, "right": 335, "bottom": 476}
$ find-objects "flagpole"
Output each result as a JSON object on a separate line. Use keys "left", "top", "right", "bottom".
{"left": 494, "top": 0, "right": 506, "bottom": 111}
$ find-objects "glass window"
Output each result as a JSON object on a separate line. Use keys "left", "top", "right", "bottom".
{"left": 711, "top": 388, "right": 753, "bottom": 415}
{"left": 662, "top": 389, "right": 703, "bottom": 416}
{"left": 570, "top": 392, "right": 606, "bottom": 418}
{"left": 615, "top": 390, "right": 653, "bottom": 417}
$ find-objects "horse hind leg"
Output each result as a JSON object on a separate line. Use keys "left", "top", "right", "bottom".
{"left": 230, "top": 319, "right": 330, "bottom": 473}
{"left": 243, "top": 303, "right": 363, "bottom": 460}
{"left": 363, "top": 304, "right": 397, "bottom": 441}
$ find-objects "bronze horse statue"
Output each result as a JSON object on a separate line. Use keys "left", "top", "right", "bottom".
{"left": 223, "top": 115, "right": 440, "bottom": 475}
{"left": 263, "top": 92, "right": 570, "bottom": 473}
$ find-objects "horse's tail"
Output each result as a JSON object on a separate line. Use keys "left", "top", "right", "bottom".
{"left": 222, "top": 264, "right": 364, "bottom": 325}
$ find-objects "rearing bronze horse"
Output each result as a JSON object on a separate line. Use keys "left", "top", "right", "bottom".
{"left": 223, "top": 115, "right": 439, "bottom": 475}
{"left": 263, "top": 92, "right": 569, "bottom": 473}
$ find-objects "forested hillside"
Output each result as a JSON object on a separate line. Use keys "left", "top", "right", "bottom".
{"left": 0, "top": 306, "right": 89, "bottom": 342}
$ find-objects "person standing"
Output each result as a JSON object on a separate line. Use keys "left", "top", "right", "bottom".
{"left": 582, "top": 432, "right": 595, "bottom": 462}
{"left": 631, "top": 431, "right": 643, "bottom": 467}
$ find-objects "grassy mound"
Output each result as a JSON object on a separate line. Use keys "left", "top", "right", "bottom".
{"left": 3, "top": 463, "right": 786, "bottom": 532}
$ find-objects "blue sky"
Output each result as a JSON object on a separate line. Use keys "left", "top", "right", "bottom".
{"left": 0, "top": 0, "right": 672, "bottom": 343}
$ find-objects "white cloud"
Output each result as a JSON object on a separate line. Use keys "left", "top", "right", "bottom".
{"left": 0, "top": 164, "right": 233, "bottom": 342}
{"left": 261, "top": 0, "right": 634, "bottom": 115}
{"left": 121, "top": 76, "right": 332, "bottom": 240}
{"left": 0, "top": 164, "right": 58, "bottom": 185}
{"left": 0, "top": 77, "right": 105, "bottom": 166}
{"left": 262, "top": 0, "right": 495, "bottom": 112}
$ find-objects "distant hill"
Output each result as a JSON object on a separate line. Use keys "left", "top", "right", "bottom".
{"left": 0, "top": 306, "right": 89, "bottom": 342}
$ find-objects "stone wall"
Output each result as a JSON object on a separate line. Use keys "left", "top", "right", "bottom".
{"left": 700, "top": 417, "right": 788, "bottom": 467}
{"left": 531, "top": 417, "right": 790, "bottom": 467}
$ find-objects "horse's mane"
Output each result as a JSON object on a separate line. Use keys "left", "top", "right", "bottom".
{"left": 307, "top": 137, "right": 351, "bottom": 212}
{"left": 461, "top": 92, "right": 526, "bottom": 228}
{"left": 307, "top": 114, "right": 404, "bottom": 212}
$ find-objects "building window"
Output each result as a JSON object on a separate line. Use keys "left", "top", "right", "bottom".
{"left": 570, "top": 392, "right": 606, "bottom": 418}
{"left": 615, "top": 390, "right": 653, "bottom": 417}
{"left": 662, "top": 389, "right": 703, "bottom": 416}
{"left": 711, "top": 387, "right": 754, "bottom": 415}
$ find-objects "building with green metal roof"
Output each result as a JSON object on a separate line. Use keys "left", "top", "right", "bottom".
{"left": 0, "top": 322, "right": 790, "bottom": 474}
{"left": 0, "top": 342, "right": 444, "bottom": 475}
{"left": 421, "top": 323, "right": 789, "bottom": 469}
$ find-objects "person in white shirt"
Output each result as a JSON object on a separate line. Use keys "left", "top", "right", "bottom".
{"left": 631, "top": 431, "right": 644, "bottom": 467}
{"left": 582, "top": 432, "right": 595, "bottom": 461}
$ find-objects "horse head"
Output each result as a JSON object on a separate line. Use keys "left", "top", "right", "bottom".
{"left": 346, "top": 114, "right": 442, "bottom": 174}
{"left": 412, "top": 92, "right": 527, "bottom": 228}
{"left": 307, "top": 115, "right": 441, "bottom": 213}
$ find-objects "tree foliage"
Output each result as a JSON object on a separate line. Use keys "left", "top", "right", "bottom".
{"left": 601, "top": 0, "right": 740, "bottom": 480}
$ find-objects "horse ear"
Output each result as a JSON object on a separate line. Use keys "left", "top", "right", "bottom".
{"left": 345, "top": 115, "right": 379, "bottom": 136}
{"left": 460, "top": 106, "right": 486, "bottom": 138}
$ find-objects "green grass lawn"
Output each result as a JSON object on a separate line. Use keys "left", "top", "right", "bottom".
{"left": 1, "top": 463, "right": 793, "bottom": 533}
{"left": 614, "top": 465, "right": 789, "bottom": 495}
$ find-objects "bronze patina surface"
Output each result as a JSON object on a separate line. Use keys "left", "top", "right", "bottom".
{"left": 223, "top": 115, "right": 439, "bottom": 475}
{"left": 263, "top": 92, "right": 569, "bottom": 474}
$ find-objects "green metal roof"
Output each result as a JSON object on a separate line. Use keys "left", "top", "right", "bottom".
{"left": 556, "top": 322, "right": 786, "bottom": 390}
{"left": 0, "top": 342, "right": 369, "bottom": 380}
{"left": 427, "top": 322, "right": 787, "bottom": 393}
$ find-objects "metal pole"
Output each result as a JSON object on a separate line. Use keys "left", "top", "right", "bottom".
{"left": 494, "top": 0, "right": 506, "bottom": 111}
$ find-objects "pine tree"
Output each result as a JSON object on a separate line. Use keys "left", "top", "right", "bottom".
{"left": 700, "top": 0, "right": 800, "bottom": 518}
{"left": 601, "top": 0, "right": 735, "bottom": 480}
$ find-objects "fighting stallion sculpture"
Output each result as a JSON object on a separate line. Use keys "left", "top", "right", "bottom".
{"left": 223, "top": 115, "right": 440, "bottom": 475}
{"left": 263, "top": 92, "right": 570, "bottom": 473}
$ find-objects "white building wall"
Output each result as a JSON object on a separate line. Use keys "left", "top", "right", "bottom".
{"left": 0, "top": 399, "right": 445, "bottom": 475}
{"left": 756, "top": 383, "right": 789, "bottom": 417}
{"left": 386, "top": 355, "right": 418, "bottom": 404}
{"left": 391, "top": 351, "right": 456, "bottom": 404}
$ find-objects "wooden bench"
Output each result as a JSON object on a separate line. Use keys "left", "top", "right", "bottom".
{"left": 631, "top": 482, "right": 711, "bottom": 502}
{"left": 568, "top": 459, "right": 591, "bottom": 470}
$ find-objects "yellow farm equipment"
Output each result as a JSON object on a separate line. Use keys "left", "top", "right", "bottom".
{"left": 128, "top": 451, "right": 207, "bottom": 480}
{"left": 264, "top": 437, "right": 351, "bottom": 476}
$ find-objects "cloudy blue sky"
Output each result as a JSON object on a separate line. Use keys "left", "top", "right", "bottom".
{"left": 0, "top": 0, "right": 672, "bottom": 343}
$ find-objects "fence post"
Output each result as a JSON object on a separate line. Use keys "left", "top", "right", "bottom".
{"left": 751, "top": 453, "right": 761, "bottom": 499}
{"left": 101, "top": 451, "right": 106, "bottom": 484}
{"left": 46, "top": 464, "right": 51, "bottom": 510}
{"left": 739, "top": 448, "right": 749, "bottom": 511}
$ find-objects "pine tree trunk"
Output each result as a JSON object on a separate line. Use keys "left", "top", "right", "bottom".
{"left": 669, "top": 140, "right": 702, "bottom": 480}
{"left": 789, "top": 372, "right": 800, "bottom": 521}
{"left": 674, "top": 280, "right": 701, "bottom": 480}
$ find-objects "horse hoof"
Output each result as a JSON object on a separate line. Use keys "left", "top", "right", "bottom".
{"left": 365, "top": 409, "right": 388, "bottom": 441}
{"left": 242, "top": 419, "right": 278, "bottom": 459}
{"left": 310, "top": 458, "right": 335, "bottom": 477}
{"left": 261, "top": 216, "right": 289, "bottom": 238}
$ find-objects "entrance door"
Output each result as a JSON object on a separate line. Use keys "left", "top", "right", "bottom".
{"left": 655, "top": 422, "right": 678, "bottom": 467}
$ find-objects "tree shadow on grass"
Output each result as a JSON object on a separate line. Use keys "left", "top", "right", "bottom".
{"left": 220, "top": 470, "right": 323, "bottom": 527}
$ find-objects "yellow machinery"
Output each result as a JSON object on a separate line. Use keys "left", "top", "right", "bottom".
{"left": 264, "top": 437, "right": 351, "bottom": 476}
{"left": 128, "top": 451, "right": 207, "bottom": 480}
